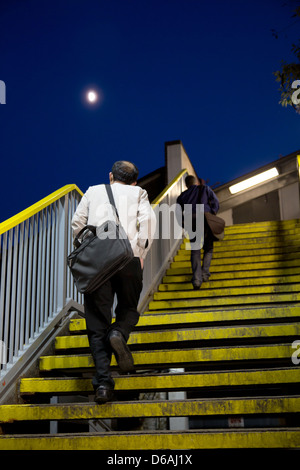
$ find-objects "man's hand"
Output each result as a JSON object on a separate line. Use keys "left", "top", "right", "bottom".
{"left": 140, "top": 258, "right": 144, "bottom": 269}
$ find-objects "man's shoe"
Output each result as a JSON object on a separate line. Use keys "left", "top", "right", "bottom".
{"left": 192, "top": 281, "right": 202, "bottom": 290}
{"left": 95, "top": 385, "right": 114, "bottom": 404}
{"left": 109, "top": 330, "right": 134, "bottom": 372}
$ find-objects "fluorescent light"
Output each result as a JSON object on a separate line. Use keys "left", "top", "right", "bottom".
{"left": 229, "top": 167, "right": 279, "bottom": 194}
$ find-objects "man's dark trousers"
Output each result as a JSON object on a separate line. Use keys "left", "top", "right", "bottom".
{"left": 84, "top": 257, "right": 143, "bottom": 390}
{"left": 190, "top": 217, "right": 214, "bottom": 285}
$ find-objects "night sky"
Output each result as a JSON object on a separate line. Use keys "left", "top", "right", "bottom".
{"left": 1, "top": 0, "right": 299, "bottom": 222}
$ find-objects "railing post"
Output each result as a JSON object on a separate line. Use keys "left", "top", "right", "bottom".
{"left": 56, "top": 195, "right": 68, "bottom": 312}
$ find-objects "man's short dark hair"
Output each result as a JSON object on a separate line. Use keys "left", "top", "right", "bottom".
{"left": 185, "top": 175, "right": 196, "bottom": 188}
{"left": 112, "top": 161, "right": 139, "bottom": 184}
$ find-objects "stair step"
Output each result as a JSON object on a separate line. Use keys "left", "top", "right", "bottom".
{"left": 39, "top": 344, "right": 295, "bottom": 371}
{"left": 175, "top": 246, "right": 300, "bottom": 261}
{"left": 148, "top": 292, "right": 300, "bottom": 311}
{"left": 20, "top": 367, "right": 300, "bottom": 395}
{"left": 163, "top": 266, "right": 300, "bottom": 283}
{"left": 166, "top": 259, "right": 300, "bottom": 276}
{"left": 203, "top": 229, "right": 300, "bottom": 243}
{"left": 1, "top": 396, "right": 300, "bottom": 423}
{"left": 171, "top": 252, "right": 300, "bottom": 269}
{"left": 1, "top": 428, "right": 300, "bottom": 450}
{"left": 56, "top": 323, "right": 300, "bottom": 351}
{"left": 179, "top": 236, "right": 300, "bottom": 253}
{"left": 153, "top": 283, "right": 300, "bottom": 301}
{"left": 223, "top": 219, "right": 300, "bottom": 232}
{"left": 222, "top": 225, "right": 300, "bottom": 238}
{"left": 153, "top": 276, "right": 300, "bottom": 300}
{"left": 158, "top": 274, "right": 300, "bottom": 291}
{"left": 69, "top": 305, "right": 300, "bottom": 333}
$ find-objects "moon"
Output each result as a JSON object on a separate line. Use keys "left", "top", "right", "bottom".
{"left": 87, "top": 90, "right": 98, "bottom": 103}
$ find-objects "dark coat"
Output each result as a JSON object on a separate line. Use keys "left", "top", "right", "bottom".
{"left": 176, "top": 184, "right": 219, "bottom": 215}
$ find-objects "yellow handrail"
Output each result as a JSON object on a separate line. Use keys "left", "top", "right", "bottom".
{"left": 151, "top": 169, "right": 187, "bottom": 208}
{"left": 0, "top": 184, "right": 83, "bottom": 235}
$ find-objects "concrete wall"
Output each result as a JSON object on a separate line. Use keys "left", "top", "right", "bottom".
{"left": 144, "top": 141, "right": 300, "bottom": 225}
{"left": 165, "top": 140, "right": 200, "bottom": 185}
{"left": 215, "top": 151, "right": 300, "bottom": 225}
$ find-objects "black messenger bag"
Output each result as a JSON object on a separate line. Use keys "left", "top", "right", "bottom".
{"left": 67, "top": 184, "right": 134, "bottom": 294}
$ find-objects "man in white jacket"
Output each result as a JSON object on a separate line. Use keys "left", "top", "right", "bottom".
{"left": 72, "top": 161, "right": 156, "bottom": 403}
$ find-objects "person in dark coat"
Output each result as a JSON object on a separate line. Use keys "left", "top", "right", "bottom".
{"left": 177, "top": 175, "right": 219, "bottom": 289}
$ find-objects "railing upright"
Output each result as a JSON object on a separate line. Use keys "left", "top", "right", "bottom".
{"left": 0, "top": 185, "right": 83, "bottom": 396}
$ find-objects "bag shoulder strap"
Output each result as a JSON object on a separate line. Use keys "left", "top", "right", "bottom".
{"left": 105, "top": 184, "right": 120, "bottom": 222}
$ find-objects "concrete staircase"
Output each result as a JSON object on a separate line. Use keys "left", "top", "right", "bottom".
{"left": 1, "top": 219, "right": 300, "bottom": 450}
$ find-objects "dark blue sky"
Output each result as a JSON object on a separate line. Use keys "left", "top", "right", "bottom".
{"left": 1, "top": 0, "right": 299, "bottom": 222}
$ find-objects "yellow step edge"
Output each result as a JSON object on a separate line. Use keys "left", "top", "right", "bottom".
{"left": 223, "top": 219, "right": 300, "bottom": 231}
{"left": 202, "top": 228, "right": 300, "bottom": 242}
{"left": 221, "top": 230, "right": 300, "bottom": 241}
{"left": 163, "top": 266, "right": 300, "bottom": 283}
{"left": 180, "top": 237, "right": 300, "bottom": 253}
{"left": 166, "top": 259, "right": 300, "bottom": 275}
{"left": 20, "top": 367, "right": 300, "bottom": 395}
{"left": 148, "top": 292, "right": 300, "bottom": 311}
{"left": 57, "top": 323, "right": 300, "bottom": 350}
{"left": 69, "top": 305, "right": 300, "bottom": 332}
{"left": 170, "top": 252, "right": 300, "bottom": 269}
{"left": 158, "top": 274, "right": 300, "bottom": 291}
{"left": 222, "top": 226, "right": 300, "bottom": 237}
{"left": 1, "top": 429, "right": 300, "bottom": 450}
{"left": 175, "top": 247, "right": 300, "bottom": 261}
{"left": 223, "top": 224, "right": 300, "bottom": 235}
{"left": 1, "top": 396, "right": 300, "bottom": 423}
{"left": 221, "top": 226, "right": 300, "bottom": 236}
{"left": 153, "top": 283, "right": 300, "bottom": 301}
{"left": 39, "top": 343, "right": 295, "bottom": 371}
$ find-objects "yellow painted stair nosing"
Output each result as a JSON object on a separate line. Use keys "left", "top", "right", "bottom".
{"left": 57, "top": 323, "right": 300, "bottom": 350}
{"left": 1, "top": 428, "right": 300, "bottom": 450}
{"left": 179, "top": 237, "right": 300, "bottom": 252}
{"left": 171, "top": 253, "right": 300, "bottom": 270}
{"left": 153, "top": 283, "right": 300, "bottom": 301}
{"left": 19, "top": 367, "right": 300, "bottom": 394}
{"left": 148, "top": 292, "right": 300, "bottom": 311}
{"left": 175, "top": 247, "right": 300, "bottom": 261}
{"left": 163, "top": 266, "right": 300, "bottom": 283}
{"left": 1, "top": 396, "right": 300, "bottom": 423}
{"left": 166, "top": 259, "right": 300, "bottom": 275}
{"left": 69, "top": 305, "right": 300, "bottom": 332}
{"left": 158, "top": 274, "right": 300, "bottom": 291}
{"left": 39, "top": 343, "right": 295, "bottom": 371}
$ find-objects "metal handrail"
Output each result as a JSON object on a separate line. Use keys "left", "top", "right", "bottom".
{"left": 0, "top": 185, "right": 83, "bottom": 401}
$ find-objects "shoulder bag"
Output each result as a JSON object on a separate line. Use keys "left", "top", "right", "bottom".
{"left": 198, "top": 185, "right": 225, "bottom": 241}
{"left": 67, "top": 184, "right": 134, "bottom": 293}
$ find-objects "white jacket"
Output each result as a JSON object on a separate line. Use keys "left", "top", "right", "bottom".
{"left": 71, "top": 182, "right": 156, "bottom": 260}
